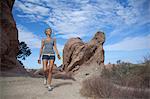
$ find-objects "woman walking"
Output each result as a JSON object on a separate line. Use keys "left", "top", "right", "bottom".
{"left": 38, "top": 28, "right": 61, "bottom": 91}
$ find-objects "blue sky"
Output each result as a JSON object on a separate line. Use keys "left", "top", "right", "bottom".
{"left": 12, "top": 0, "right": 150, "bottom": 69}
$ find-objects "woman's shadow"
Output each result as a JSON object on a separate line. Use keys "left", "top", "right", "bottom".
{"left": 52, "top": 82, "right": 73, "bottom": 89}
{"left": 51, "top": 72, "right": 76, "bottom": 89}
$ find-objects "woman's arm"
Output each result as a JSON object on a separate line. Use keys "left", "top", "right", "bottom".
{"left": 53, "top": 38, "right": 61, "bottom": 60}
{"left": 39, "top": 39, "right": 44, "bottom": 60}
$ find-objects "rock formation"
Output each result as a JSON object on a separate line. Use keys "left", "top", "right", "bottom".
{"left": 62, "top": 31, "right": 105, "bottom": 72}
{"left": 0, "top": 0, "right": 27, "bottom": 75}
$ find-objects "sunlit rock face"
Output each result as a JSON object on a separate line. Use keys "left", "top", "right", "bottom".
{"left": 62, "top": 31, "right": 105, "bottom": 72}
{"left": 0, "top": 0, "right": 27, "bottom": 75}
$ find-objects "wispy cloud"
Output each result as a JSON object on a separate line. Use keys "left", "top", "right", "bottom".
{"left": 17, "top": 25, "right": 41, "bottom": 48}
{"left": 104, "top": 34, "right": 150, "bottom": 51}
{"left": 14, "top": 0, "right": 149, "bottom": 39}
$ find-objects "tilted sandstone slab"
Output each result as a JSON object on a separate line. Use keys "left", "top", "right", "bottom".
{"left": 62, "top": 32, "right": 105, "bottom": 72}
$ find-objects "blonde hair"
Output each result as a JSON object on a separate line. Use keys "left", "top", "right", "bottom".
{"left": 45, "top": 28, "right": 52, "bottom": 35}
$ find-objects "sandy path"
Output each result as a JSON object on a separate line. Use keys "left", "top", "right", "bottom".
{"left": 0, "top": 77, "right": 87, "bottom": 99}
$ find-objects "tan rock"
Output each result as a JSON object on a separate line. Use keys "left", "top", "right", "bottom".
{"left": 62, "top": 31, "right": 105, "bottom": 72}
{"left": 0, "top": 0, "right": 28, "bottom": 75}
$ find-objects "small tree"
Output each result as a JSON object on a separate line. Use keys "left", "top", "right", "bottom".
{"left": 116, "top": 60, "right": 121, "bottom": 64}
{"left": 143, "top": 54, "right": 150, "bottom": 65}
{"left": 17, "top": 41, "right": 31, "bottom": 65}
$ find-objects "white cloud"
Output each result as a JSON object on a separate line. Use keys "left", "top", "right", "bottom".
{"left": 17, "top": 25, "right": 41, "bottom": 48}
{"left": 108, "top": 0, "right": 150, "bottom": 37}
{"left": 14, "top": 0, "right": 50, "bottom": 18}
{"left": 21, "top": 0, "right": 41, "bottom": 2}
{"left": 104, "top": 34, "right": 150, "bottom": 51}
{"left": 14, "top": 0, "right": 150, "bottom": 40}
{"left": 57, "top": 33, "right": 85, "bottom": 39}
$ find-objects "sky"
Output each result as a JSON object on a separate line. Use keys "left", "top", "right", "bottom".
{"left": 12, "top": 0, "right": 150, "bottom": 69}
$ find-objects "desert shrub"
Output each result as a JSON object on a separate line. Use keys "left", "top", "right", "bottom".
{"left": 101, "top": 63, "right": 132, "bottom": 85}
{"left": 101, "top": 61, "right": 150, "bottom": 88}
{"left": 80, "top": 76, "right": 114, "bottom": 98}
{"left": 143, "top": 54, "right": 150, "bottom": 65}
{"left": 80, "top": 75, "right": 150, "bottom": 99}
{"left": 80, "top": 55, "right": 150, "bottom": 99}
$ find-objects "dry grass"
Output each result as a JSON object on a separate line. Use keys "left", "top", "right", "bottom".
{"left": 80, "top": 75, "right": 150, "bottom": 99}
{"left": 80, "top": 76, "right": 113, "bottom": 98}
{"left": 80, "top": 55, "right": 150, "bottom": 99}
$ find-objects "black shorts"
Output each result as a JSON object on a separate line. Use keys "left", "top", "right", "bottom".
{"left": 42, "top": 55, "right": 55, "bottom": 61}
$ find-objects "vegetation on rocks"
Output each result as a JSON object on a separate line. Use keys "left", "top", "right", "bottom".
{"left": 80, "top": 55, "right": 150, "bottom": 99}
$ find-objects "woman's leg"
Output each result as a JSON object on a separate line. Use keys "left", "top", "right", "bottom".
{"left": 47, "top": 59, "right": 54, "bottom": 86}
{"left": 42, "top": 59, "right": 48, "bottom": 84}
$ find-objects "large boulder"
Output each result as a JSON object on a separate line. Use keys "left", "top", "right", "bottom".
{"left": 0, "top": 0, "right": 28, "bottom": 75}
{"left": 62, "top": 31, "right": 105, "bottom": 72}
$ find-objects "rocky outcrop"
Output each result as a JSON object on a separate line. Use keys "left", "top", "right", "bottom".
{"left": 0, "top": 0, "right": 27, "bottom": 75}
{"left": 62, "top": 31, "right": 105, "bottom": 72}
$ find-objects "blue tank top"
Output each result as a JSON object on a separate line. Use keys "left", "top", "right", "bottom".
{"left": 42, "top": 38, "right": 55, "bottom": 55}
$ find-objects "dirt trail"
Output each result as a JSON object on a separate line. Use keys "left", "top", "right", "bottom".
{"left": 0, "top": 77, "right": 88, "bottom": 99}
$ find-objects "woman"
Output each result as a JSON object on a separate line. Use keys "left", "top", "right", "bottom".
{"left": 38, "top": 28, "right": 61, "bottom": 91}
